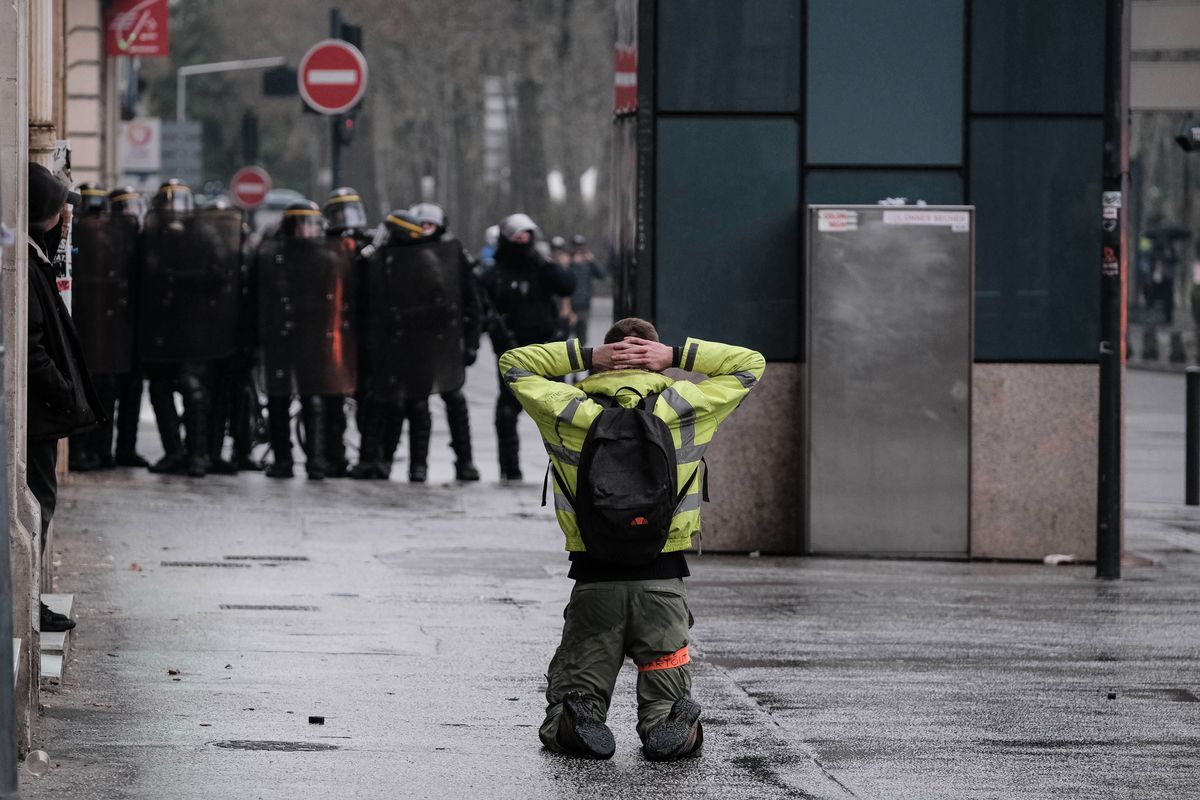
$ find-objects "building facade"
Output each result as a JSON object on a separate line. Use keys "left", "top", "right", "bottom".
{"left": 614, "top": 0, "right": 1122, "bottom": 560}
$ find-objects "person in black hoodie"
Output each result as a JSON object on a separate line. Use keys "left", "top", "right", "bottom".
{"left": 26, "top": 162, "right": 104, "bottom": 633}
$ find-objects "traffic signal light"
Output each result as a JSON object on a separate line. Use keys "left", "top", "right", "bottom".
{"left": 263, "top": 66, "right": 298, "bottom": 97}
{"left": 337, "top": 113, "right": 357, "bottom": 146}
{"left": 340, "top": 23, "right": 363, "bottom": 52}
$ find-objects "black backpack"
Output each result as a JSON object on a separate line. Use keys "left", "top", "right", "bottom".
{"left": 544, "top": 388, "right": 700, "bottom": 565}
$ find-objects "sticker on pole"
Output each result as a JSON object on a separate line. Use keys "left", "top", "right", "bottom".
{"left": 817, "top": 209, "right": 858, "bottom": 232}
{"left": 230, "top": 166, "right": 272, "bottom": 210}
{"left": 298, "top": 39, "right": 368, "bottom": 115}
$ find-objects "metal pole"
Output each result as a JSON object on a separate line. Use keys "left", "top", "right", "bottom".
{"left": 330, "top": 8, "right": 343, "bottom": 189}
{"left": 1188, "top": 367, "right": 1200, "bottom": 506}
{"left": 1097, "top": 0, "right": 1130, "bottom": 580}
{"left": 175, "top": 57, "right": 287, "bottom": 122}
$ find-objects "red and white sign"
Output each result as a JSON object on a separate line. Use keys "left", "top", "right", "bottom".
{"left": 106, "top": 0, "right": 169, "bottom": 57}
{"left": 614, "top": 45, "right": 638, "bottom": 114}
{"left": 118, "top": 117, "right": 161, "bottom": 172}
{"left": 230, "top": 166, "right": 272, "bottom": 210}
{"left": 817, "top": 209, "right": 859, "bottom": 233}
{"left": 298, "top": 39, "right": 368, "bottom": 115}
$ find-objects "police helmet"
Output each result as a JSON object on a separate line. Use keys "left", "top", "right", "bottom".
{"left": 549, "top": 235, "right": 567, "bottom": 253}
{"left": 108, "top": 187, "right": 146, "bottom": 221}
{"left": 152, "top": 179, "right": 194, "bottom": 216}
{"left": 280, "top": 200, "right": 325, "bottom": 239}
{"left": 408, "top": 202, "right": 447, "bottom": 235}
{"left": 571, "top": 234, "right": 587, "bottom": 248}
{"left": 77, "top": 183, "right": 109, "bottom": 216}
{"left": 499, "top": 213, "right": 539, "bottom": 243}
{"left": 322, "top": 186, "right": 368, "bottom": 233}
{"left": 485, "top": 225, "right": 499, "bottom": 248}
{"left": 383, "top": 209, "right": 426, "bottom": 242}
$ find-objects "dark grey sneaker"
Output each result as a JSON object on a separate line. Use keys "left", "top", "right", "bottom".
{"left": 643, "top": 696, "right": 703, "bottom": 761}
{"left": 556, "top": 692, "right": 616, "bottom": 760}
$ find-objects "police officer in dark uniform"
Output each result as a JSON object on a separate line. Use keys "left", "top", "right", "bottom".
{"left": 321, "top": 187, "right": 372, "bottom": 477}
{"left": 67, "top": 184, "right": 118, "bottom": 470}
{"left": 479, "top": 213, "right": 575, "bottom": 481}
{"left": 106, "top": 187, "right": 150, "bottom": 467}
{"left": 350, "top": 209, "right": 427, "bottom": 479}
{"left": 140, "top": 179, "right": 241, "bottom": 477}
{"left": 257, "top": 200, "right": 358, "bottom": 479}
{"left": 408, "top": 202, "right": 483, "bottom": 481}
{"left": 206, "top": 197, "right": 261, "bottom": 473}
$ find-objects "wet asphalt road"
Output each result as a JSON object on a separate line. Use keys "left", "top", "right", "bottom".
{"left": 22, "top": 350, "right": 1200, "bottom": 798}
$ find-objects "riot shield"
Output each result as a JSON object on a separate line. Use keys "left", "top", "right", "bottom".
{"left": 258, "top": 237, "right": 358, "bottom": 396}
{"left": 72, "top": 214, "right": 136, "bottom": 374}
{"left": 139, "top": 208, "right": 242, "bottom": 363}
{"left": 366, "top": 239, "right": 465, "bottom": 397}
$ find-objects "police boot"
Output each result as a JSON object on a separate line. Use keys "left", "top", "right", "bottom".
{"left": 642, "top": 697, "right": 703, "bottom": 762}
{"left": 556, "top": 692, "right": 616, "bottom": 760}
{"left": 148, "top": 377, "right": 186, "bottom": 474}
{"left": 349, "top": 395, "right": 386, "bottom": 479}
{"left": 407, "top": 398, "right": 431, "bottom": 483}
{"left": 444, "top": 389, "right": 479, "bottom": 481}
{"left": 68, "top": 436, "right": 100, "bottom": 472}
{"left": 302, "top": 396, "right": 327, "bottom": 481}
{"left": 378, "top": 404, "right": 405, "bottom": 480}
{"left": 265, "top": 396, "right": 294, "bottom": 479}
{"left": 324, "top": 395, "right": 349, "bottom": 478}
{"left": 232, "top": 376, "right": 262, "bottom": 471}
{"left": 178, "top": 363, "right": 212, "bottom": 477}
{"left": 496, "top": 401, "right": 522, "bottom": 482}
{"left": 114, "top": 370, "right": 148, "bottom": 467}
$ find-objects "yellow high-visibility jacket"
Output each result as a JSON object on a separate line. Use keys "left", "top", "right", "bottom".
{"left": 498, "top": 337, "right": 766, "bottom": 553}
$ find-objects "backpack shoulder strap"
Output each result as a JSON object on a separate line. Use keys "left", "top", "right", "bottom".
{"left": 587, "top": 392, "right": 617, "bottom": 409}
{"left": 541, "top": 459, "right": 577, "bottom": 508}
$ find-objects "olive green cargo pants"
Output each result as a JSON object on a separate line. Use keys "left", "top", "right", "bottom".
{"left": 539, "top": 578, "right": 693, "bottom": 752}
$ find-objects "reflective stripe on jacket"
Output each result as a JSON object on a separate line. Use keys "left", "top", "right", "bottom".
{"left": 498, "top": 337, "right": 765, "bottom": 553}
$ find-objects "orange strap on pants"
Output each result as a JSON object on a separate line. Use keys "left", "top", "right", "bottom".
{"left": 638, "top": 645, "right": 690, "bottom": 672}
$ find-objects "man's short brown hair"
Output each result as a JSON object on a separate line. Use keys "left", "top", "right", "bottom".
{"left": 604, "top": 317, "right": 659, "bottom": 344}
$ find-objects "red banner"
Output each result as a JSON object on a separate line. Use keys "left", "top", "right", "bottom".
{"left": 106, "top": 0, "right": 169, "bottom": 58}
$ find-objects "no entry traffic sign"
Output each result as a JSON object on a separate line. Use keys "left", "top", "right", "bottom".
{"left": 298, "top": 39, "right": 368, "bottom": 115}
{"left": 230, "top": 166, "right": 272, "bottom": 210}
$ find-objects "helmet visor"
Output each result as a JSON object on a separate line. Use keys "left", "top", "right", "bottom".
{"left": 324, "top": 196, "right": 368, "bottom": 231}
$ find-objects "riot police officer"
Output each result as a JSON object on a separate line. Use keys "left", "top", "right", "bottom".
{"left": 140, "top": 179, "right": 242, "bottom": 477}
{"left": 479, "top": 213, "right": 575, "bottom": 481}
{"left": 352, "top": 209, "right": 466, "bottom": 480}
{"left": 68, "top": 184, "right": 148, "bottom": 470}
{"left": 321, "top": 187, "right": 372, "bottom": 477}
{"left": 408, "top": 202, "right": 483, "bottom": 481}
{"left": 257, "top": 201, "right": 357, "bottom": 480}
{"left": 107, "top": 187, "right": 150, "bottom": 467}
{"left": 206, "top": 197, "right": 262, "bottom": 473}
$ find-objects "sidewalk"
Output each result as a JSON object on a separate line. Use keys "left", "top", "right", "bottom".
{"left": 22, "top": 345, "right": 1200, "bottom": 798}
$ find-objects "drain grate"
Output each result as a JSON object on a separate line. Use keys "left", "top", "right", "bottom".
{"left": 224, "top": 555, "right": 310, "bottom": 562}
{"left": 161, "top": 561, "right": 252, "bottom": 568}
{"left": 211, "top": 740, "right": 340, "bottom": 752}
{"left": 219, "top": 604, "right": 318, "bottom": 611}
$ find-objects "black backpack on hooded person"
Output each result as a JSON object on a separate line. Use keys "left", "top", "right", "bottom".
{"left": 546, "top": 388, "right": 699, "bottom": 565}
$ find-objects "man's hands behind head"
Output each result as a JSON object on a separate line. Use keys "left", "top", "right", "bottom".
{"left": 593, "top": 337, "right": 674, "bottom": 373}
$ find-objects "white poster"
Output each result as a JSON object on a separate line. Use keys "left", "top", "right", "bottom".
{"left": 119, "top": 117, "right": 162, "bottom": 173}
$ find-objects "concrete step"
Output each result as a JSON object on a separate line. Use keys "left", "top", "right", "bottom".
{"left": 39, "top": 593, "right": 73, "bottom": 686}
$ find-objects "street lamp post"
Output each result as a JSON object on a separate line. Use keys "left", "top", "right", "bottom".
{"left": 175, "top": 57, "right": 287, "bottom": 123}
